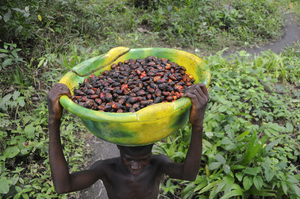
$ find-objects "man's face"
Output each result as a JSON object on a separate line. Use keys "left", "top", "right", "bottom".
{"left": 121, "top": 152, "right": 152, "bottom": 175}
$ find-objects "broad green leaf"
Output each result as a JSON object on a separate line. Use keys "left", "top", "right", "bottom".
{"left": 0, "top": 49, "right": 10, "bottom": 53}
{"left": 0, "top": 53, "right": 7, "bottom": 58}
{"left": 264, "top": 167, "right": 275, "bottom": 182}
{"left": 181, "top": 183, "right": 196, "bottom": 199}
{"left": 243, "top": 176, "right": 253, "bottom": 190}
{"left": 286, "top": 122, "right": 294, "bottom": 133}
{"left": 253, "top": 176, "right": 263, "bottom": 190}
{"left": 2, "top": 94, "right": 12, "bottom": 102}
{"left": 231, "top": 165, "right": 246, "bottom": 170}
{"left": 247, "top": 189, "right": 276, "bottom": 196}
{"left": 243, "top": 167, "right": 261, "bottom": 176}
{"left": 4, "top": 146, "right": 20, "bottom": 158}
{"left": 218, "top": 105, "right": 227, "bottom": 112}
{"left": 287, "top": 175, "right": 299, "bottom": 184}
{"left": 217, "top": 96, "right": 227, "bottom": 104}
{"left": 236, "top": 172, "right": 243, "bottom": 182}
{"left": 199, "top": 180, "right": 220, "bottom": 194}
{"left": 220, "top": 137, "right": 232, "bottom": 145}
{"left": 194, "top": 180, "right": 208, "bottom": 192}
{"left": 220, "top": 185, "right": 244, "bottom": 199}
{"left": 208, "top": 162, "right": 222, "bottom": 170}
{"left": 0, "top": 178, "right": 10, "bottom": 194}
{"left": 17, "top": 97, "right": 25, "bottom": 107}
{"left": 2, "top": 59, "right": 12, "bottom": 67}
{"left": 223, "top": 164, "right": 230, "bottom": 174}
{"left": 216, "top": 154, "right": 226, "bottom": 164}
{"left": 281, "top": 181, "right": 288, "bottom": 195}
{"left": 13, "top": 91, "right": 20, "bottom": 100}
{"left": 265, "top": 138, "right": 282, "bottom": 152}
{"left": 22, "top": 194, "right": 29, "bottom": 199}
{"left": 290, "top": 184, "right": 300, "bottom": 197}
{"left": 4, "top": 9, "right": 11, "bottom": 22}
{"left": 241, "top": 132, "right": 267, "bottom": 166}
{"left": 24, "top": 123, "right": 35, "bottom": 139}
{"left": 236, "top": 131, "right": 251, "bottom": 141}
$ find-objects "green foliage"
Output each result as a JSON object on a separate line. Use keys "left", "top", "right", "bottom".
{"left": 0, "top": 0, "right": 299, "bottom": 198}
{"left": 157, "top": 48, "right": 300, "bottom": 198}
{"left": 0, "top": 86, "right": 90, "bottom": 198}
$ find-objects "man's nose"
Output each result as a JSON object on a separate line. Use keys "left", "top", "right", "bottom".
{"left": 131, "top": 161, "right": 141, "bottom": 169}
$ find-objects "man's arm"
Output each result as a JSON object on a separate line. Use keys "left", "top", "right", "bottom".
{"left": 47, "top": 83, "right": 104, "bottom": 194}
{"left": 160, "top": 83, "right": 209, "bottom": 181}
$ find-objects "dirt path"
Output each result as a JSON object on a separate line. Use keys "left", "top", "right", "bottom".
{"left": 222, "top": 14, "right": 300, "bottom": 57}
{"left": 78, "top": 13, "right": 299, "bottom": 199}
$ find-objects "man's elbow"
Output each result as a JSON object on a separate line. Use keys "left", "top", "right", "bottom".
{"left": 53, "top": 182, "right": 72, "bottom": 194}
{"left": 55, "top": 186, "right": 71, "bottom": 195}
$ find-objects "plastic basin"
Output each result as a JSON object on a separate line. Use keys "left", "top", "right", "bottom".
{"left": 59, "top": 47, "right": 211, "bottom": 146}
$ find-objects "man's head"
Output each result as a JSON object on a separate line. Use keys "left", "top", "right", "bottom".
{"left": 118, "top": 144, "right": 153, "bottom": 175}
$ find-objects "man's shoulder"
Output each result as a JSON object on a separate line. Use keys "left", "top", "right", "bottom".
{"left": 152, "top": 154, "right": 172, "bottom": 164}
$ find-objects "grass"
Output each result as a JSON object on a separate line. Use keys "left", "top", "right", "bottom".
{"left": 0, "top": 0, "right": 299, "bottom": 198}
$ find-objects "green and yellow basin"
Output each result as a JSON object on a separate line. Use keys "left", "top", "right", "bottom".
{"left": 59, "top": 47, "right": 211, "bottom": 146}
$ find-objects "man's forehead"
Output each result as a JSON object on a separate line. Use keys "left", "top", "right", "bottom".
{"left": 122, "top": 152, "right": 152, "bottom": 160}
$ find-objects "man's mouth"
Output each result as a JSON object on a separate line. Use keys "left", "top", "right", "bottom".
{"left": 130, "top": 169, "right": 141, "bottom": 175}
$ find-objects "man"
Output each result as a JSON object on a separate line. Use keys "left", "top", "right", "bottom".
{"left": 47, "top": 82, "right": 209, "bottom": 199}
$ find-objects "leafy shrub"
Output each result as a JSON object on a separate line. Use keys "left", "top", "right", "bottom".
{"left": 156, "top": 48, "right": 300, "bottom": 198}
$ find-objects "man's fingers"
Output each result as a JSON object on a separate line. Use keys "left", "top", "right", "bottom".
{"left": 183, "top": 92, "right": 199, "bottom": 107}
{"left": 54, "top": 83, "right": 71, "bottom": 98}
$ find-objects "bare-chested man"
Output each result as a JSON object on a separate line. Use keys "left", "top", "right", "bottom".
{"left": 47, "top": 83, "right": 209, "bottom": 199}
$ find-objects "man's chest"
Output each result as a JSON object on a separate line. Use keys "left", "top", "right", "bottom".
{"left": 104, "top": 169, "right": 163, "bottom": 199}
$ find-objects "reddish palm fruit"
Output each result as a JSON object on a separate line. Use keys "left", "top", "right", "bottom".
{"left": 89, "top": 95, "right": 98, "bottom": 99}
{"left": 153, "top": 76, "right": 161, "bottom": 82}
{"left": 155, "top": 89, "right": 162, "bottom": 97}
{"left": 112, "top": 102, "right": 122, "bottom": 109}
{"left": 153, "top": 97, "right": 162, "bottom": 103}
{"left": 132, "top": 103, "right": 139, "bottom": 109}
{"left": 105, "top": 93, "right": 112, "bottom": 102}
{"left": 162, "top": 91, "right": 170, "bottom": 96}
{"left": 136, "top": 96, "right": 143, "bottom": 102}
{"left": 95, "top": 98, "right": 102, "bottom": 105}
{"left": 130, "top": 92, "right": 137, "bottom": 97}
{"left": 141, "top": 76, "right": 150, "bottom": 81}
{"left": 73, "top": 57, "right": 195, "bottom": 113}
{"left": 121, "top": 84, "right": 128, "bottom": 90}
{"left": 128, "top": 97, "right": 137, "bottom": 104}
{"left": 117, "top": 109, "right": 123, "bottom": 113}
{"left": 169, "top": 74, "right": 176, "bottom": 81}
{"left": 99, "top": 93, "right": 105, "bottom": 100}
{"left": 87, "top": 89, "right": 95, "bottom": 95}
{"left": 140, "top": 101, "right": 150, "bottom": 106}
{"left": 111, "top": 63, "right": 117, "bottom": 69}
{"left": 118, "top": 98, "right": 126, "bottom": 105}
{"left": 84, "top": 78, "right": 89, "bottom": 83}
{"left": 166, "top": 96, "right": 173, "bottom": 102}
{"left": 148, "top": 88, "right": 155, "bottom": 93}
{"left": 136, "top": 90, "right": 146, "bottom": 96}
{"left": 157, "top": 78, "right": 166, "bottom": 84}
{"left": 146, "top": 94, "right": 152, "bottom": 100}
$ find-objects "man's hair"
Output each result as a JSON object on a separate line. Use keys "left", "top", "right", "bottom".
{"left": 118, "top": 144, "right": 153, "bottom": 156}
